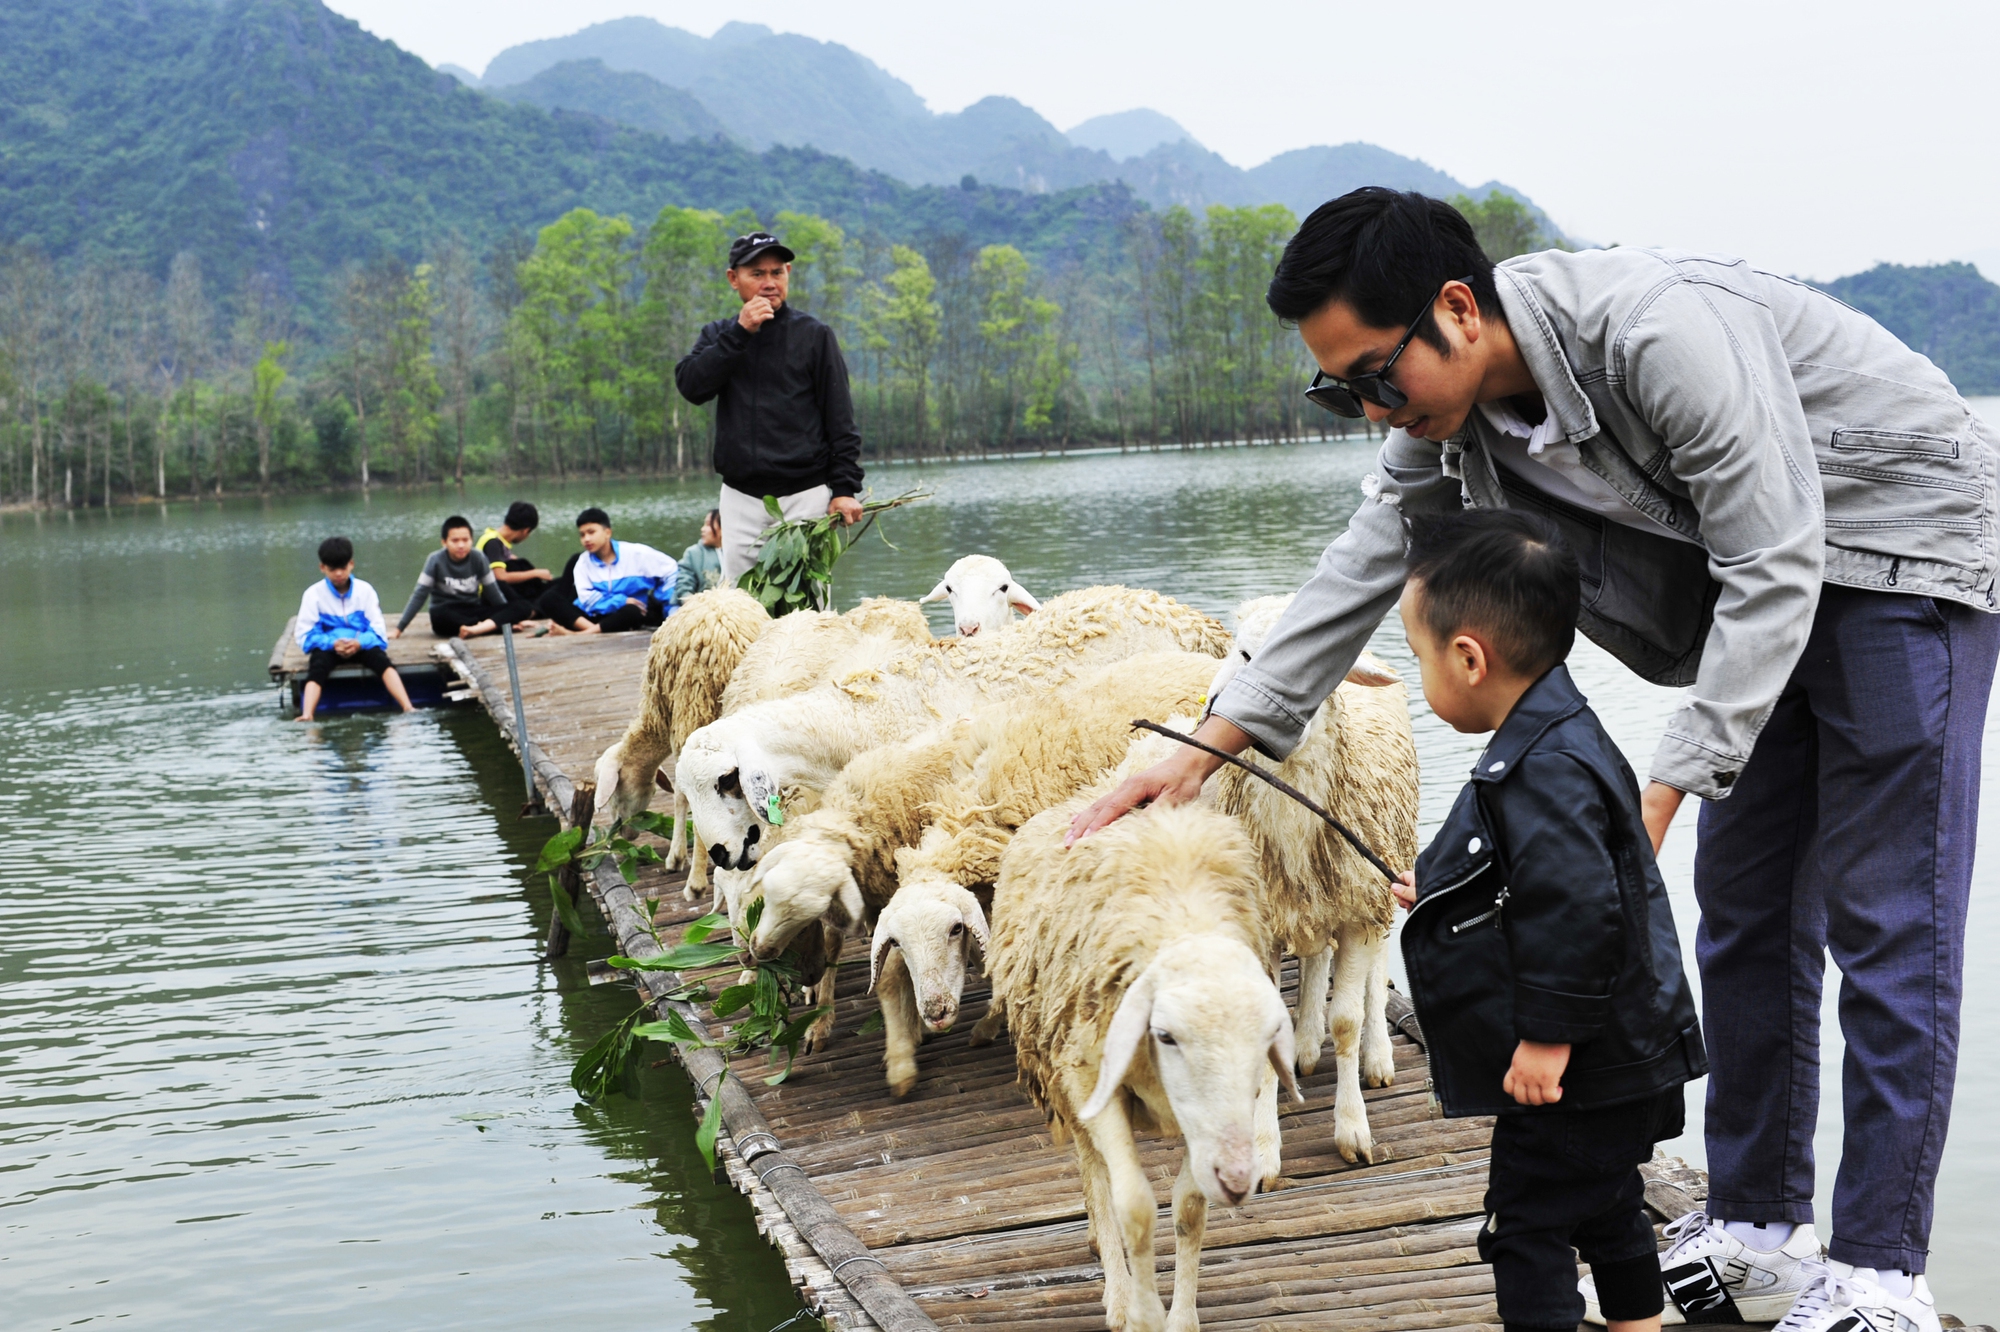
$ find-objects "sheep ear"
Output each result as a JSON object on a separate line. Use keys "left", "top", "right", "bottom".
{"left": 1269, "top": 1021, "right": 1304, "bottom": 1103}
{"left": 1344, "top": 651, "right": 1400, "bottom": 687}
{"left": 919, "top": 579, "right": 949, "bottom": 604}
{"left": 957, "top": 888, "right": 990, "bottom": 958}
{"left": 829, "top": 874, "right": 865, "bottom": 930}
{"left": 653, "top": 767, "right": 674, "bottom": 795}
{"left": 868, "top": 916, "right": 896, "bottom": 995}
{"left": 1006, "top": 583, "right": 1041, "bottom": 613}
{"left": 1081, "top": 967, "right": 1157, "bottom": 1121}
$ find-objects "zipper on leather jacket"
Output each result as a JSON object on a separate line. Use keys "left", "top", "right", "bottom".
{"left": 1451, "top": 884, "right": 1510, "bottom": 934}
{"left": 1405, "top": 859, "right": 1495, "bottom": 931}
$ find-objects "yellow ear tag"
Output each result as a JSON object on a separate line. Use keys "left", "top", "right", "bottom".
{"left": 766, "top": 793, "right": 784, "bottom": 826}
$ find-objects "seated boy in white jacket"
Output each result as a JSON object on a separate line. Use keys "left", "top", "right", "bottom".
{"left": 294, "top": 536, "right": 415, "bottom": 721}
{"left": 543, "top": 507, "right": 679, "bottom": 635}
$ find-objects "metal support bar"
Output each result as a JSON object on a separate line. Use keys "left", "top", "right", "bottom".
{"left": 501, "top": 624, "right": 544, "bottom": 816}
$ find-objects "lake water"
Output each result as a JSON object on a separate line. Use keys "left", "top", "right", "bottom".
{"left": 2, "top": 399, "right": 1997, "bottom": 1325}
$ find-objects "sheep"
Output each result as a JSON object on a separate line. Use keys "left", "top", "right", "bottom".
{"left": 988, "top": 794, "right": 1300, "bottom": 1332}
{"left": 737, "top": 719, "right": 978, "bottom": 1053}
{"left": 717, "top": 596, "right": 932, "bottom": 716}
{"left": 920, "top": 554, "right": 1040, "bottom": 638}
{"left": 1199, "top": 596, "right": 1418, "bottom": 1165}
{"left": 677, "top": 585, "right": 1231, "bottom": 880}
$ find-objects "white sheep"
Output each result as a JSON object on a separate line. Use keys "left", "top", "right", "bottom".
{"left": 988, "top": 794, "right": 1299, "bottom": 1332}
{"left": 920, "top": 554, "right": 1040, "bottom": 638}
{"left": 677, "top": 585, "right": 1231, "bottom": 880}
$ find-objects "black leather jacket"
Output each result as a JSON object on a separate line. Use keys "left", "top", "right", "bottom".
{"left": 1402, "top": 663, "right": 1706, "bottom": 1117}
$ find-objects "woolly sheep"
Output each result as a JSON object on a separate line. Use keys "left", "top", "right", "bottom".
{"left": 919, "top": 554, "right": 1040, "bottom": 638}
{"left": 988, "top": 795, "right": 1300, "bottom": 1332}
{"left": 677, "top": 585, "right": 1231, "bottom": 879}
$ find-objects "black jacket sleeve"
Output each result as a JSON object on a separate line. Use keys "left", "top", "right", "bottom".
{"left": 674, "top": 317, "right": 751, "bottom": 406}
{"left": 1489, "top": 751, "right": 1624, "bottom": 1045}
{"left": 817, "top": 324, "right": 864, "bottom": 498}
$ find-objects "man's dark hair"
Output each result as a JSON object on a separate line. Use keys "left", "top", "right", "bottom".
{"left": 441, "top": 515, "right": 473, "bottom": 539}
{"left": 1403, "top": 510, "right": 1578, "bottom": 676}
{"left": 505, "top": 501, "right": 539, "bottom": 531}
{"left": 1267, "top": 188, "right": 1499, "bottom": 354}
{"left": 318, "top": 536, "right": 354, "bottom": 568}
{"left": 576, "top": 507, "right": 611, "bottom": 529}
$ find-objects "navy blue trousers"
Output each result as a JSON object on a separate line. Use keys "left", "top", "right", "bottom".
{"left": 1694, "top": 585, "right": 2000, "bottom": 1273}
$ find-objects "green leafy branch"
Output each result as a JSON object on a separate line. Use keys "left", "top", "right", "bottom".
{"left": 737, "top": 485, "right": 932, "bottom": 617}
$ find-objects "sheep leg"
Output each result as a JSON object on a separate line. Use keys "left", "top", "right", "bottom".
{"left": 1292, "top": 944, "right": 1332, "bottom": 1077}
{"left": 801, "top": 928, "right": 840, "bottom": 1055}
{"left": 684, "top": 793, "right": 711, "bottom": 903}
{"left": 1253, "top": 1060, "right": 1282, "bottom": 1192}
{"left": 1328, "top": 921, "right": 1375, "bottom": 1164}
{"left": 1070, "top": 1126, "right": 1127, "bottom": 1324}
{"left": 968, "top": 993, "right": 1006, "bottom": 1047}
{"left": 879, "top": 947, "right": 923, "bottom": 1098}
{"left": 1081, "top": 1099, "right": 1166, "bottom": 1332}
{"left": 1361, "top": 931, "right": 1396, "bottom": 1089}
{"left": 1165, "top": 1154, "right": 1207, "bottom": 1332}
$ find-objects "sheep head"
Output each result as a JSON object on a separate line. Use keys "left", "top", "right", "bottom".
{"left": 1080, "top": 935, "right": 1299, "bottom": 1207}
{"left": 919, "top": 555, "right": 1039, "bottom": 639}
{"left": 743, "top": 835, "right": 866, "bottom": 962}
{"left": 870, "top": 878, "right": 989, "bottom": 1033}
{"left": 677, "top": 725, "right": 771, "bottom": 873}
{"left": 592, "top": 739, "right": 663, "bottom": 824}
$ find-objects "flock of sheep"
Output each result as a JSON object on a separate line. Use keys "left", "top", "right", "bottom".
{"left": 590, "top": 555, "right": 1420, "bottom": 1332}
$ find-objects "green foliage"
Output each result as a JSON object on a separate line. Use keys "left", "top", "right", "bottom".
{"left": 1819, "top": 262, "right": 2000, "bottom": 395}
{"left": 1448, "top": 191, "right": 1562, "bottom": 263}
{"left": 737, "top": 487, "right": 932, "bottom": 616}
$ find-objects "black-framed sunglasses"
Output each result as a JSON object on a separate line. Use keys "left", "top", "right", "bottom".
{"left": 1302, "top": 276, "right": 1474, "bottom": 419}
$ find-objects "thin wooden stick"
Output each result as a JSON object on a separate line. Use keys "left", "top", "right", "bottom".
{"left": 1129, "top": 719, "right": 1398, "bottom": 882}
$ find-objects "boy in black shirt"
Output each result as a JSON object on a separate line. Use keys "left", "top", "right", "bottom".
{"left": 1391, "top": 511, "right": 1706, "bottom": 1332}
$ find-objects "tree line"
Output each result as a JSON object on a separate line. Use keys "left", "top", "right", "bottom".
{"left": 0, "top": 196, "right": 1533, "bottom": 508}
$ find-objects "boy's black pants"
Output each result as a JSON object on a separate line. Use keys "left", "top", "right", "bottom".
{"left": 1480, "top": 1089, "right": 1682, "bottom": 1330}
{"left": 427, "top": 600, "right": 532, "bottom": 637}
{"left": 306, "top": 646, "right": 394, "bottom": 685}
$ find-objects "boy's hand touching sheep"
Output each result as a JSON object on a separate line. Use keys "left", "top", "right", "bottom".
{"left": 1392, "top": 869, "right": 1416, "bottom": 909}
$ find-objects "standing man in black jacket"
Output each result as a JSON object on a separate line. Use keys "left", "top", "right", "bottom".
{"left": 674, "top": 231, "right": 864, "bottom": 583}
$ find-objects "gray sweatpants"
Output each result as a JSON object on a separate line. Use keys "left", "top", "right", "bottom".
{"left": 719, "top": 483, "right": 832, "bottom": 584}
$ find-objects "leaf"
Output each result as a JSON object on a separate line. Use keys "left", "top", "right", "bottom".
{"left": 618, "top": 858, "right": 639, "bottom": 885}
{"left": 775, "top": 1006, "right": 830, "bottom": 1050}
{"left": 857, "top": 1009, "right": 885, "bottom": 1035}
{"left": 762, "top": 494, "right": 783, "bottom": 520}
{"left": 536, "top": 825, "right": 585, "bottom": 872}
{"left": 712, "top": 983, "right": 757, "bottom": 1018}
{"left": 571, "top": 1003, "right": 645, "bottom": 1102}
{"left": 743, "top": 897, "right": 764, "bottom": 936}
{"left": 641, "top": 939, "right": 745, "bottom": 971}
{"left": 682, "top": 911, "right": 728, "bottom": 945}
{"left": 547, "top": 872, "right": 587, "bottom": 939}
{"left": 694, "top": 1071, "right": 726, "bottom": 1171}
{"left": 633, "top": 1009, "right": 705, "bottom": 1046}
{"left": 627, "top": 810, "right": 675, "bottom": 838}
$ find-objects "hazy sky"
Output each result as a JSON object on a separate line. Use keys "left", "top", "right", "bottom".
{"left": 327, "top": 0, "right": 2000, "bottom": 281}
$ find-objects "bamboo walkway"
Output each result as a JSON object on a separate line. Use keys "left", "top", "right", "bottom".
{"left": 429, "top": 629, "right": 1990, "bottom": 1332}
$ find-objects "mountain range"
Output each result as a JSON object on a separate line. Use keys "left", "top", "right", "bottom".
{"left": 461, "top": 18, "right": 1546, "bottom": 228}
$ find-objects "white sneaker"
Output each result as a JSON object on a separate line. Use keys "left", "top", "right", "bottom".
{"left": 1580, "top": 1210, "right": 1823, "bottom": 1325}
{"left": 1771, "top": 1260, "right": 1940, "bottom": 1332}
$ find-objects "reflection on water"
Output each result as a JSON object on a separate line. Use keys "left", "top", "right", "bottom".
{"left": 2, "top": 410, "right": 1997, "bottom": 1322}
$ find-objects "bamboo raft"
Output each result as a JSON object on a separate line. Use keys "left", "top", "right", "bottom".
{"left": 268, "top": 616, "right": 457, "bottom": 711}
{"left": 432, "top": 629, "right": 1991, "bottom": 1332}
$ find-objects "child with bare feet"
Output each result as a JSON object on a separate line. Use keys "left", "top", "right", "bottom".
{"left": 294, "top": 537, "right": 415, "bottom": 721}
{"left": 394, "top": 515, "right": 534, "bottom": 641}
{"left": 541, "top": 507, "right": 677, "bottom": 635}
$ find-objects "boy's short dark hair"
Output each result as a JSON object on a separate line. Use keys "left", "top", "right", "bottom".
{"left": 318, "top": 536, "right": 354, "bottom": 568}
{"left": 1267, "top": 188, "right": 1499, "bottom": 355}
{"left": 706, "top": 508, "right": 721, "bottom": 528}
{"left": 441, "top": 514, "right": 473, "bottom": 539}
{"left": 1403, "top": 510, "right": 1578, "bottom": 676}
{"left": 576, "top": 506, "right": 611, "bottom": 529}
{"left": 505, "top": 500, "right": 539, "bottom": 531}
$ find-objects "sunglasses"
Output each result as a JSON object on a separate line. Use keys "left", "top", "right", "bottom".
{"left": 1302, "top": 276, "right": 1474, "bottom": 419}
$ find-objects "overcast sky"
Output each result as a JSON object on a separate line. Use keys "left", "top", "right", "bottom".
{"left": 327, "top": 0, "right": 2000, "bottom": 281}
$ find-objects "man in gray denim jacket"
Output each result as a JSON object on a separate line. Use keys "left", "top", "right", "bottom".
{"left": 1072, "top": 189, "right": 1998, "bottom": 1329}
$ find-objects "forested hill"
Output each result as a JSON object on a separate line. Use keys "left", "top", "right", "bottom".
{"left": 1820, "top": 263, "right": 2000, "bottom": 395}
{"left": 0, "top": 0, "right": 1144, "bottom": 329}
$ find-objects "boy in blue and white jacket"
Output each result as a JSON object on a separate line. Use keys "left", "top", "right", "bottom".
{"left": 544, "top": 507, "right": 678, "bottom": 635}
{"left": 293, "top": 536, "right": 415, "bottom": 721}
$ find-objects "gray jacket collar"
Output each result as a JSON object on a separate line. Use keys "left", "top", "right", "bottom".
{"left": 1491, "top": 267, "right": 1599, "bottom": 446}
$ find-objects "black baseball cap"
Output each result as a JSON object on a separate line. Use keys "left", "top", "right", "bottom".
{"left": 728, "top": 232, "right": 795, "bottom": 268}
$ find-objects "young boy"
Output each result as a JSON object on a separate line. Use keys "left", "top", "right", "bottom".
{"left": 293, "top": 536, "right": 415, "bottom": 721}
{"left": 1391, "top": 510, "right": 1707, "bottom": 1332}
{"left": 677, "top": 508, "right": 724, "bottom": 604}
{"left": 542, "top": 507, "right": 678, "bottom": 635}
{"left": 395, "top": 515, "right": 531, "bottom": 640}
{"left": 480, "top": 501, "right": 555, "bottom": 608}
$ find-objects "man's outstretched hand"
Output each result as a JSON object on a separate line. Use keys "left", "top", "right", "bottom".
{"left": 1065, "top": 715, "right": 1250, "bottom": 845}
{"left": 1641, "top": 781, "right": 1686, "bottom": 855}
{"left": 828, "top": 495, "right": 864, "bottom": 525}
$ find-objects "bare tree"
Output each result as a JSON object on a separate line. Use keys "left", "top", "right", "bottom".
{"left": 432, "top": 233, "right": 481, "bottom": 485}
{"left": 107, "top": 270, "right": 159, "bottom": 501}
{"left": 164, "top": 252, "right": 213, "bottom": 499}
{"left": 0, "top": 247, "right": 57, "bottom": 507}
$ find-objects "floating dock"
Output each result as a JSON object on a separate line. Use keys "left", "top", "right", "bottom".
{"left": 268, "top": 617, "right": 458, "bottom": 712}
{"left": 434, "top": 629, "right": 1991, "bottom": 1332}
